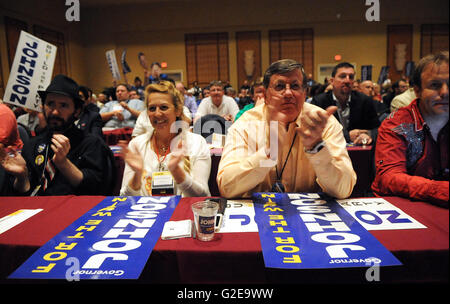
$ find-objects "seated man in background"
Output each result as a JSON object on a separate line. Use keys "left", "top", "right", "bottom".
{"left": 16, "top": 107, "right": 46, "bottom": 135}
{"left": 217, "top": 59, "right": 356, "bottom": 198}
{"left": 234, "top": 80, "right": 266, "bottom": 121}
{"left": 176, "top": 81, "right": 198, "bottom": 120}
{"left": 390, "top": 79, "right": 416, "bottom": 112}
{"left": 100, "top": 83, "right": 145, "bottom": 129}
{"left": 1, "top": 75, "right": 115, "bottom": 196}
{"left": 312, "top": 62, "right": 380, "bottom": 145}
{"left": 130, "top": 76, "right": 145, "bottom": 100}
{"left": 360, "top": 79, "right": 389, "bottom": 121}
{"left": 372, "top": 51, "right": 449, "bottom": 207}
{"left": 128, "top": 89, "right": 141, "bottom": 101}
{"left": 359, "top": 80, "right": 374, "bottom": 97}
{"left": 383, "top": 78, "right": 410, "bottom": 111}
{"left": 194, "top": 80, "right": 240, "bottom": 123}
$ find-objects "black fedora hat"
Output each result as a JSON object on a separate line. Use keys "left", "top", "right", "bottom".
{"left": 38, "top": 74, "right": 84, "bottom": 107}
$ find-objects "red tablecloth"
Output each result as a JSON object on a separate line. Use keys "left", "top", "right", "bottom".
{"left": 0, "top": 195, "right": 447, "bottom": 283}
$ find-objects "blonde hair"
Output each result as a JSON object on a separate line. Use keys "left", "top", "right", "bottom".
{"left": 145, "top": 80, "right": 189, "bottom": 122}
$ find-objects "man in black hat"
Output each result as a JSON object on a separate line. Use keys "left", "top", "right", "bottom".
{"left": 2, "top": 74, "right": 115, "bottom": 196}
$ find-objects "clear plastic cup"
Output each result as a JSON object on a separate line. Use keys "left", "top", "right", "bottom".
{"left": 191, "top": 201, "right": 219, "bottom": 241}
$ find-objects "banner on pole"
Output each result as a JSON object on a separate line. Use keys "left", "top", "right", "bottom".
{"left": 106, "top": 49, "right": 121, "bottom": 81}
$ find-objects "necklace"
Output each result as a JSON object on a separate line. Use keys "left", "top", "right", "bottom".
{"left": 152, "top": 135, "right": 170, "bottom": 171}
{"left": 159, "top": 146, "right": 168, "bottom": 153}
{"left": 272, "top": 133, "right": 297, "bottom": 193}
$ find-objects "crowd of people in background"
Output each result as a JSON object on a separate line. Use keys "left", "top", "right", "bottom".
{"left": 1, "top": 52, "right": 448, "bottom": 207}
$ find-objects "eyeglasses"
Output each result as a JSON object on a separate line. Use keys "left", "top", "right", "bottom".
{"left": 209, "top": 87, "right": 223, "bottom": 93}
{"left": 270, "top": 82, "right": 304, "bottom": 93}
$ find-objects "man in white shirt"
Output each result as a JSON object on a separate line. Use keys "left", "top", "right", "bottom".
{"left": 194, "top": 80, "right": 239, "bottom": 123}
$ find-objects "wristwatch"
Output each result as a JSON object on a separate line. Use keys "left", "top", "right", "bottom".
{"left": 304, "top": 140, "right": 325, "bottom": 154}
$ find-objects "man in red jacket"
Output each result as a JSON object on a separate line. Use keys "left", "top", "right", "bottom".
{"left": 372, "top": 51, "right": 448, "bottom": 207}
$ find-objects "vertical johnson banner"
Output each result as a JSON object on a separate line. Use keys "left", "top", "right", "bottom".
{"left": 9, "top": 196, "right": 180, "bottom": 280}
{"left": 105, "top": 49, "right": 121, "bottom": 80}
{"left": 3, "top": 30, "right": 57, "bottom": 112}
{"left": 252, "top": 193, "right": 401, "bottom": 269}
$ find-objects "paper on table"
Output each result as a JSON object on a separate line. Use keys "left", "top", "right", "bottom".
{"left": 161, "top": 219, "right": 192, "bottom": 240}
{"left": 337, "top": 197, "right": 426, "bottom": 230}
{"left": 217, "top": 200, "right": 259, "bottom": 233}
{"left": 0, "top": 209, "right": 43, "bottom": 235}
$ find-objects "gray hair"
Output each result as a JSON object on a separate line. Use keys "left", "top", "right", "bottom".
{"left": 263, "top": 59, "right": 307, "bottom": 89}
{"left": 209, "top": 80, "right": 224, "bottom": 88}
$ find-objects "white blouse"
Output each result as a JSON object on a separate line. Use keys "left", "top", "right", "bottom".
{"left": 120, "top": 130, "right": 211, "bottom": 197}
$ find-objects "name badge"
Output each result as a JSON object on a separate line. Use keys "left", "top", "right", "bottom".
{"left": 151, "top": 171, "right": 174, "bottom": 195}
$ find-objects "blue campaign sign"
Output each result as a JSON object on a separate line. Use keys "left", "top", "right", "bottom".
{"left": 253, "top": 192, "right": 402, "bottom": 269}
{"left": 9, "top": 196, "right": 180, "bottom": 280}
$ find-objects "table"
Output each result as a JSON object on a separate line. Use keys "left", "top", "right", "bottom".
{"left": 0, "top": 195, "right": 447, "bottom": 284}
{"left": 208, "top": 146, "right": 374, "bottom": 197}
{"left": 103, "top": 127, "right": 133, "bottom": 145}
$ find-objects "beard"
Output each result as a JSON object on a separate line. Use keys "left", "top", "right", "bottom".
{"left": 46, "top": 115, "right": 76, "bottom": 133}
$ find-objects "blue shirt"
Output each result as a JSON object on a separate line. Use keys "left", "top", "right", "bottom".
{"left": 100, "top": 99, "right": 145, "bottom": 128}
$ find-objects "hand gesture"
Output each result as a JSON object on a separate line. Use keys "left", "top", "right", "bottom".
{"left": 0, "top": 144, "right": 27, "bottom": 177}
{"left": 119, "top": 101, "right": 129, "bottom": 110}
{"left": 114, "top": 110, "right": 124, "bottom": 121}
{"left": 222, "top": 114, "right": 233, "bottom": 121}
{"left": 118, "top": 140, "right": 143, "bottom": 175}
{"left": 167, "top": 140, "right": 187, "bottom": 184}
{"left": 354, "top": 133, "right": 372, "bottom": 145}
{"left": 51, "top": 134, "right": 71, "bottom": 165}
{"left": 349, "top": 129, "right": 372, "bottom": 145}
{"left": 297, "top": 106, "right": 337, "bottom": 150}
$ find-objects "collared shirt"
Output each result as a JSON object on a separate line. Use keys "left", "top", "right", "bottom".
{"left": 195, "top": 95, "right": 240, "bottom": 121}
{"left": 332, "top": 92, "right": 351, "bottom": 134}
{"left": 217, "top": 103, "right": 356, "bottom": 199}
